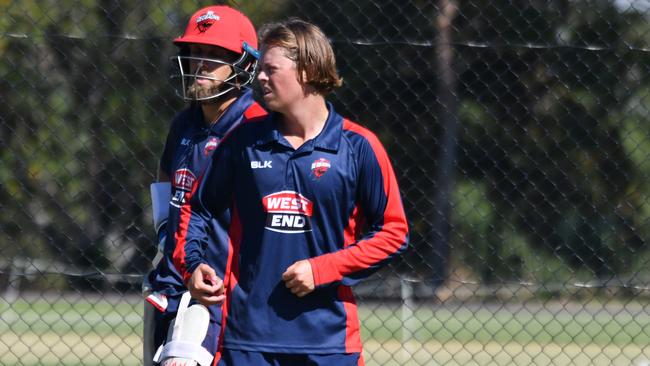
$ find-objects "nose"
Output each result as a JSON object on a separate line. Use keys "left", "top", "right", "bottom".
{"left": 257, "top": 70, "right": 268, "bottom": 83}
{"left": 190, "top": 59, "right": 205, "bottom": 75}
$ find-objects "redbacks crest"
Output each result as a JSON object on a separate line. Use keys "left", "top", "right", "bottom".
{"left": 310, "top": 158, "right": 331, "bottom": 179}
{"left": 203, "top": 137, "right": 219, "bottom": 156}
{"left": 195, "top": 11, "right": 220, "bottom": 33}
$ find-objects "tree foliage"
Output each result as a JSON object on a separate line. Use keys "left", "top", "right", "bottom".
{"left": 1, "top": 0, "right": 649, "bottom": 291}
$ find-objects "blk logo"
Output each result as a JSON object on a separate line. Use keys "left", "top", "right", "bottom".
{"left": 251, "top": 160, "right": 273, "bottom": 169}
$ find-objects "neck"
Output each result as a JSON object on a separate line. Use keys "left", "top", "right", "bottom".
{"left": 279, "top": 94, "right": 329, "bottom": 147}
{"left": 201, "top": 94, "right": 238, "bottom": 126}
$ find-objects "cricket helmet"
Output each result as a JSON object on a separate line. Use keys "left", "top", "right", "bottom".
{"left": 171, "top": 5, "right": 260, "bottom": 101}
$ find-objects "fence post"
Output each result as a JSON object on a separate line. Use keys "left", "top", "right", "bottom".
{"left": 401, "top": 278, "right": 416, "bottom": 362}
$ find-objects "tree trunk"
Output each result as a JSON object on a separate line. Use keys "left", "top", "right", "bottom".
{"left": 429, "top": 0, "right": 459, "bottom": 289}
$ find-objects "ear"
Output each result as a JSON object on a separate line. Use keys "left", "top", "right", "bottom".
{"left": 296, "top": 68, "right": 309, "bottom": 86}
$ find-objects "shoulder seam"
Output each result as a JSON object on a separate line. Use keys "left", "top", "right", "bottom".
{"left": 340, "top": 119, "right": 362, "bottom": 188}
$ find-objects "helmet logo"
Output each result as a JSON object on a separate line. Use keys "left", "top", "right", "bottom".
{"left": 195, "top": 11, "right": 220, "bottom": 33}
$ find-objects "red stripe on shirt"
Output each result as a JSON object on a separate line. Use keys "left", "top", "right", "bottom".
{"left": 213, "top": 205, "right": 242, "bottom": 365}
{"left": 225, "top": 204, "right": 242, "bottom": 290}
{"left": 173, "top": 108, "right": 264, "bottom": 283}
{"left": 342, "top": 205, "right": 362, "bottom": 352}
{"left": 338, "top": 285, "right": 362, "bottom": 353}
{"left": 344, "top": 205, "right": 361, "bottom": 248}
{"left": 310, "top": 119, "right": 408, "bottom": 285}
{"left": 172, "top": 177, "right": 202, "bottom": 284}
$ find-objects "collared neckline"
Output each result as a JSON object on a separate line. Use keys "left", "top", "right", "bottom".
{"left": 255, "top": 102, "right": 342, "bottom": 152}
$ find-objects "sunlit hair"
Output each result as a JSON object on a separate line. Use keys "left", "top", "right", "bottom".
{"left": 259, "top": 18, "right": 343, "bottom": 94}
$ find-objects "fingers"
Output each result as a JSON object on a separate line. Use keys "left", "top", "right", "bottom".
{"left": 199, "top": 293, "right": 226, "bottom": 305}
{"left": 199, "top": 264, "right": 222, "bottom": 289}
{"left": 282, "top": 263, "right": 297, "bottom": 281}
{"left": 203, "top": 276, "right": 224, "bottom": 294}
{"left": 283, "top": 260, "right": 314, "bottom": 297}
{"left": 285, "top": 280, "right": 310, "bottom": 297}
{"left": 284, "top": 277, "right": 299, "bottom": 293}
{"left": 282, "top": 263, "right": 299, "bottom": 290}
{"left": 190, "top": 283, "right": 225, "bottom": 306}
{"left": 286, "top": 282, "right": 310, "bottom": 297}
{"left": 189, "top": 264, "right": 226, "bottom": 306}
{"left": 193, "top": 279, "right": 220, "bottom": 295}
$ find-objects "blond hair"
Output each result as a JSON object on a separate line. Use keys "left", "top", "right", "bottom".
{"left": 260, "top": 18, "right": 343, "bottom": 94}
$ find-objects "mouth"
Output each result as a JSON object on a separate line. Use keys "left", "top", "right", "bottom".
{"left": 194, "top": 76, "right": 213, "bottom": 85}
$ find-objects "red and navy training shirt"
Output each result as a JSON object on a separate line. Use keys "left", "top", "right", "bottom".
{"left": 176, "top": 103, "right": 409, "bottom": 353}
{"left": 148, "top": 88, "right": 265, "bottom": 313}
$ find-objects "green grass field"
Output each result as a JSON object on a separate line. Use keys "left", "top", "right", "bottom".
{"left": 1, "top": 297, "right": 649, "bottom": 366}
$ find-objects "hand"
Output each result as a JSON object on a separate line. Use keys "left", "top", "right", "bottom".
{"left": 187, "top": 263, "right": 225, "bottom": 306}
{"left": 282, "top": 260, "right": 315, "bottom": 297}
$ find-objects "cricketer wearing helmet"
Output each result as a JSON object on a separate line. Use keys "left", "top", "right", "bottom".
{"left": 143, "top": 5, "right": 266, "bottom": 366}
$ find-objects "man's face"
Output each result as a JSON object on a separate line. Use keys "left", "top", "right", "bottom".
{"left": 186, "top": 44, "right": 239, "bottom": 100}
{"left": 257, "top": 46, "right": 304, "bottom": 113}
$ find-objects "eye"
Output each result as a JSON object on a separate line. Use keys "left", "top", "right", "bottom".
{"left": 206, "top": 51, "right": 224, "bottom": 59}
{"left": 188, "top": 46, "right": 203, "bottom": 57}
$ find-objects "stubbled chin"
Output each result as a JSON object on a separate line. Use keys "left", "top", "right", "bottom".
{"left": 187, "top": 83, "right": 218, "bottom": 99}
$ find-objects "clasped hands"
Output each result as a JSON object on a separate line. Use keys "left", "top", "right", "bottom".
{"left": 188, "top": 259, "right": 316, "bottom": 306}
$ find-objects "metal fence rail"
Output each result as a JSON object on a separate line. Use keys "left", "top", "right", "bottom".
{"left": 2, "top": 0, "right": 650, "bottom": 365}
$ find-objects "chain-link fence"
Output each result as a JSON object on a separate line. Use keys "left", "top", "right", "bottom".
{"left": 2, "top": 0, "right": 650, "bottom": 365}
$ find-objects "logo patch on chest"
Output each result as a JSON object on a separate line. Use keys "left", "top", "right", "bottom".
{"left": 174, "top": 168, "right": 196, "bottom": 192}
{"left": 310, "top": 158, "right": 331, "bottom": 179}
{"left": 262, "top": 191, "right": 313, "bottom": 233}
{"left": 203, "top": 137, "right": 220, "bottom": 156}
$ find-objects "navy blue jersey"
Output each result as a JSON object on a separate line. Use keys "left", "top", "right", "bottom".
{"left": 148, "top": 89, "right": 266, "bottom": 307}
{"left": 176, "top": 103, "right": 408, "bottom": 353}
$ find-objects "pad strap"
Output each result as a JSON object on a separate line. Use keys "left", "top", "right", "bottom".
{"left": 153, "top": 292, "right": 214, "bottom": 366}
{"left": 145, "top": 292, "right": 168, "bottom": 312}
{"left": 157, "top": 341, "right": 213, "bottom": 366}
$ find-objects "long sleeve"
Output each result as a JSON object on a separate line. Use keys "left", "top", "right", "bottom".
{"left": 309, "top": 123, "right": 409, "bottom": 286}
{"left": 172, "top": 140, "right": 235, "bottom": 283}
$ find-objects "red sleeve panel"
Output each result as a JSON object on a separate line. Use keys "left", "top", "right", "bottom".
{"left": 309, "top": 120, "right": 409, "bottom": 286}
{"left": 172, "top": 174, "right": 205, "bottom": 284}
